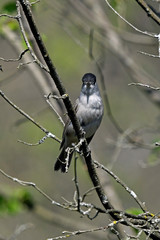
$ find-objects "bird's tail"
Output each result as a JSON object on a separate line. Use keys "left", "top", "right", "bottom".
{"left": 54, "top": 148, "right": 73, "bottom": 173}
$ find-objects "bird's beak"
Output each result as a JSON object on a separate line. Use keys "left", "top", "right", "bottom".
{"left": 86, "top": 82, "right": 91, "bottom": 88}
{"left": 86, "top": 82, "right": 91, "bottom": 103}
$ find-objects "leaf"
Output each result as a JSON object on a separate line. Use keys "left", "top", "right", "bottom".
{"left": 110, "top": 0, "right": 118, "bottom": 8}
{"left": 126, "top": 208, "right": 145, "bottom": 234}
{"left": 126, "top": 207, "right": 143, "bottom": 215}
{"left": 0, "top": 194, "right": 22, "bottom": 215}
{"left": 0, "top": 189, "right": 34, "bottom": 215}
{"left": 6, "top": 197, "right": 22, "bottom": 214}
{"left": 15, "top": 189, "right": 35, "bottom": 210}
{"left": 2, "top": 1, "right": 16, "bottom": 14}
{"left": 7, "top": 21, "right": 19, "bottom": 31}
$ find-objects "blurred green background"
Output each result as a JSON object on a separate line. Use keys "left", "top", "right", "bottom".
{"left": 1, "top": 0, "right": 160, "bottom": 239}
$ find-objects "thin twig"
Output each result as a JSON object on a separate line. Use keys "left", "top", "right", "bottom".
{"left": 0, "top": 90, "right": 61, "bottom": 143}
{"left": 89, "top": 28, "right": 124, "bottom": 134}
{"left": 135, "top": 0, "right": 160, "bottom": 25}
{"left": 17, "top": 60, "right": 36, "bottom": 68}
{"left": 45, "top": 94, "right": 65, "bottom": 126}
{"left": 47, "top": 220, "right": 122, "bottom": 240}
{"left": 0, "top": 167, "right": 105, "bottom": 216}
{"left": 16, "top": 0, "right": 49, "bottom": 72}
{"left": 0, "top": 14, "right": 18, "bottom": 19}
{"left": 30, "top": 0, "right": 40, "bottom": 5}
{"left": 104, "top": 0, "right": 157, "bottom": 38}
{"left": 94, "top": 160, "right": 147, "bottom": 212}
{"left": 89, "top": 29, "right": 152, "bottom": 150}
{"left": 0, "top": 168, "right": 62, "bottom": 208}
{"left": 18, "top": 133, "right": 60, "bottom": 146}
{"left": 104, "top": 0, "right": 160, "bottom": 60}
{"left": 138, "top": 51, "right": 160, "bottom": 58}
{"left": 129, "top": 82, "right": 160, "bottom": 90}
{"left": 15, "top": 2, "right": 160, "bottom": 238}
{"left": 73, "top": 155, "right": 81, "bottom": 212}
{"left": 0, "top": 49, "right": 29, "bottom": 62}
{"left": 82, "top": 186, "right": 99, "bottom": 202}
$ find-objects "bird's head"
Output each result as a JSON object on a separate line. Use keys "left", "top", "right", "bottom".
{"left": 81, "top": 73, "right": 97, "bottom": 95}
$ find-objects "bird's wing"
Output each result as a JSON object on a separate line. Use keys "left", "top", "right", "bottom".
{"left": 60, "top": 100, "right": 79, "bottom": 149}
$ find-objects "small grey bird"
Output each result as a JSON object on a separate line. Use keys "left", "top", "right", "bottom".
{"left": 54, "top": 73, "right": 104, "bottom": 173}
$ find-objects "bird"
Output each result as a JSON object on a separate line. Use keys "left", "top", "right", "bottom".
{"left": 54, "top": 73, "right": 104, "bottom": 173}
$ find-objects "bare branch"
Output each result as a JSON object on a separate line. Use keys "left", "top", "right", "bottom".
{"left": 0, "top": 168, "right": 63, "bottom": 208}
{"left": 104, "top": 0, "right": 157, "bottom": 37}
{"left": 2, "top": 2, "right": 160, "bottom": 239}
{"left": 0, "top": 14, "right": 18, "bottom": 19}
{"left": 0, "top": 90, "right": 61, "bottom": 143}
{"left": 129, "top": 82, "right": 160, "bottom": 90}
{"left": 16, "top": 0, "right": 49, "bottom": 72}
{"left": 44, "top": 94, "right": 66, "bottom": 126}
{"left": 88, "top": 29, "right": 123, "bottom": 134}
{"left": 30, "top": 0, "right": 40, "bottom": 5}
{"left": 18, "top": 0, "right": 85, "bottom": 146}
{"left": 94, "top": 160, "right": 147, "bottom": 212}
{"left": 17, "top": 59, "right": 36, "bottom": 68}
{"left": 138, "top": 51, "right": 160, "bottom": 58}
{"left": 18, "top": 133, "right": 60, "bottom": 146}
{"left": 135, "top": 0, "right": 160, "bottom": 25}
{"left": 47, "top": 220, "right": 122, "bottom": 240}
{"left": 73, "top": 155, "right": 82, "bottom": 213}
{"left": 0, "top": 49, "right": 29, "bottom": 62}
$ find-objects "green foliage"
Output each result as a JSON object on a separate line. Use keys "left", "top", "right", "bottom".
{"left": 1, "top": 1, "right": 16, "bottom": 14}
{"left": 0, "top": 189, "right": 34, "bottom": 215}
{"left": 0, "top": 193, "right": 22, "bottom": 215}
{"left": 7, "top": 21, "right": 19, "bottom": 31}
{"left": 126, "top": 207, "right": 143, "bottom": 216}
{"left": 126, "top": 208, "right": 144, "bottom": 234}
{"left": 0, "top": 1, "right": 19, "bottom": 34}
{"left": 110, "top": 0, "right": 119, "bottom": 8}
{"left": 15, "top": 189, "right": 35, "bottom": 210}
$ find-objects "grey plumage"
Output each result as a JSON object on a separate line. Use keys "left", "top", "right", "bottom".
{"left": 54, "top": 73, "right": 104, "bottom": 173}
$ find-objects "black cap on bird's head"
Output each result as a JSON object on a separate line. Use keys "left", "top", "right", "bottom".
{"left": 82, "top": 73, "right": 96, "bottom": 85}
{"left": 81, "top": 73, "right": 98, "bottom": 99}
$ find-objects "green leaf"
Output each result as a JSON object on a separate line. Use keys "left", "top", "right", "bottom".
{"left": 2, "top": 1, "right": 16, "bottom": 14}
{"left": 110, "top": 0, "right": 117, "bottom": 8}
{"left": 0, "top": 189, "right": 34, "bottom": 215}
{"left": 126, "top": 207, "right": 143, "bottom": 215}
{"left": 15, "top": 189, "right": 35, "bottom": 210}
{"left": 126, "top": 208, "right": 144, "bottom": 234}
{"left": 7, "top": 21, "right": 19, "bottom": 31}
{"left": 0, "top": 194, "right": 22, "bottom": 215}
{"left": 6, "top": 197, "right": 22, "bottom": 214}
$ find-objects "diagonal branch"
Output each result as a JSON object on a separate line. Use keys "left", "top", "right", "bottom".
{"left": 135, "top": 0, "right": 160, "bottom": 25}
{"left": 18, "top": 0, "right": 114, "bottom": 214}
{"left": 12, "top": 1, "right": 160, "bottom": 239}
{"left": 18, "top": 0, "right": 83, "bottom": 141}
{"left": 0, "top": 90, "right": 61, "bottom": 143}
{"left": 0, "top": 49, "right": 29, "bottom": 62}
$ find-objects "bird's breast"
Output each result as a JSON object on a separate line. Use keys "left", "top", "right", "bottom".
{"left": 77, "top": 94, "right": 103, "bottom": 138}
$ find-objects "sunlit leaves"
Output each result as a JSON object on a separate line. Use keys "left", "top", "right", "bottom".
{"left": 126, "top": 207, "right": 143, "bottom": 216}
{"left": 0, "top": 189, "right": 34, "bottom": 215}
